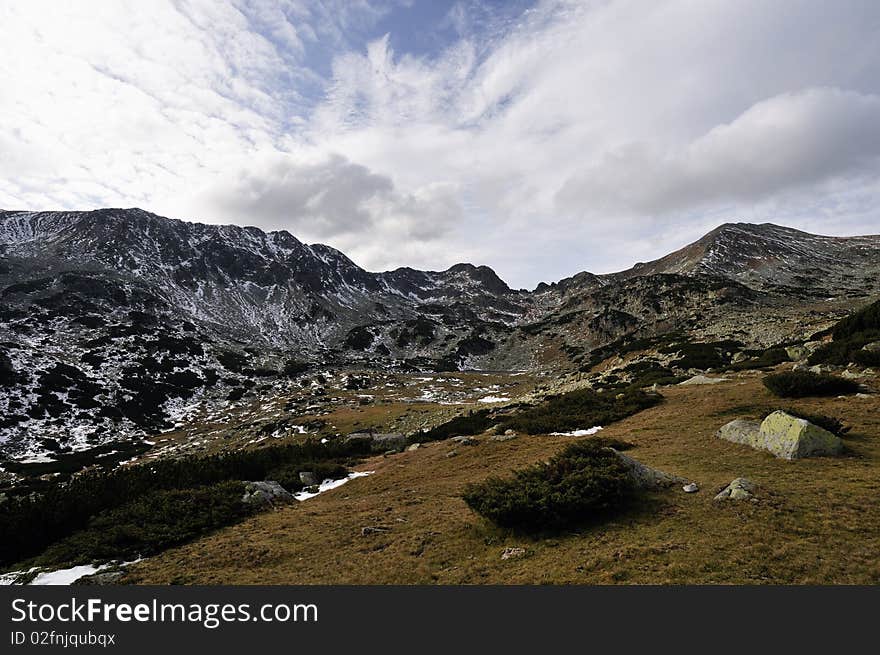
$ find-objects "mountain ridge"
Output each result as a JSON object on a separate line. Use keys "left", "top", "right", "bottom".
{"left": 2, "top": 207, "right": 879, "bottom": 461}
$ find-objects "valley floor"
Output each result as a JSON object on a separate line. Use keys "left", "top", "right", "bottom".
{"left": 125, "top": 371, "right": 880, "bottom": 584}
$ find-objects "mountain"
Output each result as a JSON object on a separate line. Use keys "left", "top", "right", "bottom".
{"left": 609, "top": 222, "right": 880, "bottom": 295}
{"left": 1, "top": 209, "right": 879, "bottom": 460}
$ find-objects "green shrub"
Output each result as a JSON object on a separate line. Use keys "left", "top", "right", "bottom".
{"left": 853, "top": 349, "right": 880, "bottom": 366}
{"left": 763, "top": 371, "right": 860, "bottom": 398}
{"left": 462, "top": 438, "right": 636, "bottom": 531}
{"left": 501, "top": 387, "right": 661, "bottom": 435}
{"left": 0, "top": 439, "right": 369, "bottom": 567}
{"left": 36, "top": 482, "right": 251, "bottom": 567}
{"left": 808, "top": 299, "right": 880, "bottom": 365}
{"left": 776, "top": 409, "right": 850, "bottom": 437}
{"left": 658, "top": 340, "right": 740, "bottom": 370}
{"left": 727, "top": 348, "right": 790, "bottom": 371}
{"left": 832, "top": 299, "right": 880, "bottom": 340}
{"left": 419, "top": 410, "right": 495, "bottom": 441}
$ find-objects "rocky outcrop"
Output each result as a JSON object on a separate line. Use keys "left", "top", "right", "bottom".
{"left": 241, "top": 481, "right": 295, "bottom": 506}
{"left": 716, "top": 411, "right": 843, "bottom": 459}
{"left": 611, "top": 449, "right": 689, "bottom": 490}
{"left": 714, "top": 478, "right": 757, "bottom": 501}
{"left": 678, "top": 375, "right": 728, "bottom": 385}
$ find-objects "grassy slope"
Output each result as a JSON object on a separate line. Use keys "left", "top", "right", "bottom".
{"left": 125, "top": 371, "right": 880, "bottom": 584}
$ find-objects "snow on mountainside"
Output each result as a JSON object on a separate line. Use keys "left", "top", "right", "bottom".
{"left": 1, "top": 209, "right": 879, "bottom": 462}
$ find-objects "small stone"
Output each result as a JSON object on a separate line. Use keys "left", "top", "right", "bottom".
{"left": 491, "top": 433, "right": 517, "bottom": 442}
{"left": 406, "top": 443, "right": 421, "bottom": 451}
{"left": 504, "top": 429, "right": 516, "bottom": 435}
{"left": 501, "top": 547, "right": 526, "bottom": 560}
{"left": 682, "top": 483, "right": 699, "bottom": 493}
{"left": 361, "top": 526, "right": 391, "bottom": 536}
{"left": 714, "top": 477, "right": 757, "bottom": 501}
{"left": 446, "top": 450, "right": 458, "bottom": 458}
{"left": 451, "top": 436, "right": 478, "bottom": 446}
{"left": 299, "top": 471, "right": 318, "bottom": 486}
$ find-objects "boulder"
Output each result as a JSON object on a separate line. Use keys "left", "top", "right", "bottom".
{"left": 406, "top": 443, "right": 421, "bottom": 451}
{"left": 863, "top": 341, "right": 880, "bottom": 353}
{"left": 491, "top": 433, "right": 518, "bottom": 442}
{"left": 343, "top": 432, "right": 373, "bottom": 448}
{"left": 714, "top": 478, "right": 757, "bottom": 501}
{"left": 679, "top": 375, "right": 728, "bottom": 385}
{"left": 501, "top": 547, "right": 526, "bottom": 560}
{"left": 371, "top": 433, "right": 407, "bottom": 452}
{"left": 682, "top": 483, "right": 699, "bottom": 493}
{"left": 242, "top": 481, "right": 295, "bottom": 506}
{"left": 451, "top": 435, "right": 479, "bottom": 446}
{"left": 716, "top": 411, "right": 842, "bottom": 459}
{"left": 299, "top": 471, "right": 319, "bottom": 486}
{"left": 611, "top": 450, "right": 689, "bottom": 490}
{"left": 716, "top": 419, "right": 762, "bottom": 445}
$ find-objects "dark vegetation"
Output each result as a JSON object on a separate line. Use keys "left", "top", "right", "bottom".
{"left": 420, "top": 387, "right": 661, "bottom": 440}
{"left": 462, "top": 438, "right": 637, "bottom": 531}
{"left": 809, "top": 299, "right": 880, "bottom": 365}
{"left": 502, "top": 387, "right": 660, "bottom": 435}
{"left": 763, "top": 370, "right": 860, "bottom": 398}
{"left": 0, "top": 439, "right": 370, "bottom": 569}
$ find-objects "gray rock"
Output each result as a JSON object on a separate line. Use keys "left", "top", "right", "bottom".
{"left": 863, "top": 341, "right": 880, "bottom": 353}
{"left": 73, "top": 570, "right": 126, "bottom": 586}
{"left": 361, "top": 526, "right": 391, "bottom": 536}
{"left": 242, "top": 481, "right": 295, "bottom": 506}
{"left": 371, "top": 433, "right": 407, "bottom": 452}
{"left": 678, "top": 375, "right": 727, "bottom": 386}
{"left": 491, "top": 433, "right": 518, "bottom": 442}
{"left": 501, "top": 547, "right": 526, "bottom": 560}
{"left": 714, "top": 477, "right": 757, "bottom": 501}
{"left": 446, "top": 449, "right": 458, "bottom": 458}
{"left": 299, "top": 471, "right": 319, "bottom": 486}
{"left": 451, "top": 435, "right": 478, "bottom": 446}
{"left": 406, "top": 443, "right": 421, "bottom": 451}
{"left": 716, "top": 411, "right": 842, "bottom": 459}
{"left": 611, "top": 450, "right": 689, "bottom": 490}
{"left": 682, "top": 483, "right": 699, "bottom": 493}
{"left": 716, "top": 419, "right": 762, "bottom": 445}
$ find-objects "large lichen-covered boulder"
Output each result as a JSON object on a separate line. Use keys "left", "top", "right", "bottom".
{"left": 716, "top": 419, "right": 762, "bottom": 445}
{"left": 716, "top": 411, "right": 842, "bottom": 459}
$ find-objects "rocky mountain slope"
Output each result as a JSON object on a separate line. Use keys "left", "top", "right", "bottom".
{"left": 1, "top": 208, "right": 879, "bottom": 460}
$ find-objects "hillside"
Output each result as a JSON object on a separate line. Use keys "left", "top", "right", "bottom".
{"left": 124, "top": 371, "right": 880, "bottom": 584}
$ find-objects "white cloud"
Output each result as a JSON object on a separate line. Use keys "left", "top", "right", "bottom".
{"left": 2, "top": 0, "right": 880, "bottom": 287}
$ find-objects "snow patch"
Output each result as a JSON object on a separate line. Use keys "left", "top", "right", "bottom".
{"left": 550, "top": 426, "right": 603, "bottom": 437}
{"left": 294, "top": 471, "right": 373, "bottom": 501}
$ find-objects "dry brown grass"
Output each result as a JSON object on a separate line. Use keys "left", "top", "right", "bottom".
{"left": 125, "top": 371, "right": 880, "bottom": 584}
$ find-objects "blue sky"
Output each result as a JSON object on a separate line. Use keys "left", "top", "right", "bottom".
{"left": 1, "top": 1, "right": 879, "bottom": 288}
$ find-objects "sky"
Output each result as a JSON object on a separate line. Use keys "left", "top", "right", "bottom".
{"left": 1, "top": 0, "right": 879, "bottom": 289}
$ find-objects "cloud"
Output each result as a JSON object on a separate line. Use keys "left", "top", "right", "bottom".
{"left": 3, "top": 0, "right": 880, "bottom": 287}
{"left": 190, "top": 152, "right": 463, "bottom": 270}
{"left": 555, "top": 87, "right": 880, "bottom": 217}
